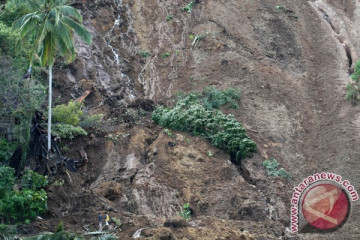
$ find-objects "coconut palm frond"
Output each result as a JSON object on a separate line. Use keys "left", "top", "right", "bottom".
{"left": 28, "top": 20, "right": 48, "bottom": 65}
{"left": 57, "top": 5, "right": 82, "bottom": 22}
{"left": 40, "top": 33, "right": 56, "bottom": 67}
{"left": 53, "top": 21, "right": 75, "bottom": 62}
{"left": 62, "top": 16, "right": 91, "bottom": 44}
{"left": 11, "top": 12, "right": 36, "bottom": 33}
{"left": 20, "top": 16, "right": 38, "bottom": 38}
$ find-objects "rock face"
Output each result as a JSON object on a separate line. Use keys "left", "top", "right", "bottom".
{"left": 39, "top": 0, "right": 360, "bottom": 239}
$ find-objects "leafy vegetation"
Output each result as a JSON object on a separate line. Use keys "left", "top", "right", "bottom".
{"left": 79, "top": 113, "right": 103, "bottom": 129}
{"left": 0, "top": 57, "right": 46, "bottom": 165}
{"left": 164, "top": 128, "right": 175, "bottom": 138}
{"left": 0, "top": 138, "right": 17, "bottom": 164}
{"left": 263, "top": 158, "right": 291, "bottom": 179}
{"left": 0, "top": 224, "right": 16, "bottom": 237}
{"left": 91, "top": 233, "right": 117, "bottom": 240}
{"left": 161, "top": 51, "right": 171, "bottom": 58}
{"left": 51, "top": 101, "right": 103, "bottom": 139}
{"left": 20, "top": 169, "right": 48, "bottom": 190}
{"left": 0, "top": 166, "right": 48, "bottom": 224}
{"left": 347, "top": 60, "right": 360, "bottom": 104}
{"left": 166, "top": 16, "right": 173, "bottom": 21}
{"left": 178, "top": 203, "right": 191, "bottom": 221}
{"left": 202, "top": 86, "right": 241, "bottom": 109}
{"left": 52, "top": 101, "right": 83, "bottom": 126}
{"left": 111, "top": 217, "right": 122, "bottom": 227}
{"left": 152, "top": 90, "right": 256, "bottom": 163}
{"left": 11, "top": 0, "right": 92, "bottom": 154}
{"left": 138, "top": 50, "right": 151, "bottom": 58}
{"left": 181, "top": 0, "right": 199, "bottom": 13}
{"left": 52, "top": 123, "right": 87, "bottom": 139}
{"left": 25, "top": 231, "right": 82, "bottom": 240}
{"left": 55, "top": 221, "right": 64, "bottom": 233}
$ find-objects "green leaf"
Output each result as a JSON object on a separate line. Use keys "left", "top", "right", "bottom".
{"left": 57, "top": 5, "right": 83, "bottom": 22}
{"left": 40, "top": 32, "right": 56, "bottom": 67}
{"left": 53, "top": 20, "right": 75, "bottom": 61}
{"left": 62, "top": 16, "right": 92, "bottom": 44}
{"left": 20, "top": 17, "right": 37, "bottom": 39}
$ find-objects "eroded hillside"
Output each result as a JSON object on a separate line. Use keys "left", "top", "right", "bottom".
{"left": 26, "top": 0, "right": 360, "bottom": 239}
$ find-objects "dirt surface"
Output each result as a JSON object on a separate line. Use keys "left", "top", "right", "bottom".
{"left": 22, "top": 0, "right": 360, "bottom": 239}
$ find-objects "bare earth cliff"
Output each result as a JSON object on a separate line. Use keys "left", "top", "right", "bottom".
{"left": 24, "top": 0, "right": 360, "bottom": 239}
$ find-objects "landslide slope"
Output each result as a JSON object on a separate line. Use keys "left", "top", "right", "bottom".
{"left": 27, "top": 0, "right": 360, "bottom": 239}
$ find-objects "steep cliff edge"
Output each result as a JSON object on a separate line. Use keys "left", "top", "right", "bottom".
{"left": 27, "top": 0, "right": 360, "bottom": 239}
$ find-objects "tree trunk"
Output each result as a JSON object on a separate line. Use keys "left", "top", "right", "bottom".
{"left": 47, "top": 65, "right": 52, "bottom": 153}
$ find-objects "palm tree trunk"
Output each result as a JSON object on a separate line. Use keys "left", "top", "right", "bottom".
{"left": 47, "top": 65, "right": 52, "bottom": 153}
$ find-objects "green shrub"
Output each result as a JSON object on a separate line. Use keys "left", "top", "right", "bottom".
{"left": 202, "top": 86, "right": 241, "bottom": 109}
{"left": 55, "top": 221, "right": 64, "bottom": 233}
{"left": 20, "top": 169, "right": 48, "bottom": 190}
{"left": 178, "top": 203, "right": 191, "bottom": 221}
{"left": 1, "top": 189, "right": 47, "bottom": 223}
{"left": 164, "top": 128, "right": 175, "bottom": 138}
{"left": 52, "top": 123, "right": 87, "bottom": 140}
{"left": 0, "top": 166, "right": 48, "bottom": 224}
{"left": 0, "top": 224, "right": 16, "bottom": 236}
{"left": 111, "top": 217, "right": 122, "bottom": 227}
{"left": 0, "top": 166, "right": 15, "bottom": 198}
{"left": 263, "top": 158, "right": 291, "bottom": 179}
{"left": 0, "top": 138, "right": 17, "bottom": 163}
{"left": 52, "top": 101, "right": 83, "bottom": 126}
{"left": 152, "top": 93, "right": 256, "bottom": 163}
{"left": 91, "top": 233, "right": 117, "bottom": 240}
{"left": 79, "top": 114, "right": 103, "bottom": 129}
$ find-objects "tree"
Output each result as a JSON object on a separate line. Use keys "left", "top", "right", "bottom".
{"left": 11, "top": 0, "right": 91, "bottom": 156}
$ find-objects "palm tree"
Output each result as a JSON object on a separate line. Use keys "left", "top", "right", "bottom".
{"left": 12, "top": 0, "right": 91, "bottom": 156}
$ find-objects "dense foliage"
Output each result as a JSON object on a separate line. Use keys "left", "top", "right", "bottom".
{"left": 51, "top": 101, "right": 103, "bottom": 139}
{"left": 0, "top": 166, "right": 48, "bottom": 223}
{"left": 0, "top": 138, "right": 17, "bottom": 164}
{"left": 202, "top": 86, "right": 241, "bottom": 109}
{"left": 152, "top": 92, "right": 256, "bottom": 163}
{"left": 25, "top": 230, "right": 82, "bottom": 240}
{"left": 52, "top": 101, "right": 83, "bottom": 125}
{"left": 0, "top": 0, "right": 47, "bottom": 165}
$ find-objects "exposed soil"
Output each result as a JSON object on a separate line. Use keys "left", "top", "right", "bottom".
{"left": 20, "top": 0, "right": 360, "bottom": 239}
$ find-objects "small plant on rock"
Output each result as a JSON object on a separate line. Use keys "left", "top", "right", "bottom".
{"left": 111, "top": 217, "right": 122, "bottom": 227}
{"left": 178, "top": 203, "right": 191, "bottom": 221}
{"left": 164, "top": 128, "right": 175, "bottom": 138}
{"left": 161, "top": 51, "right": 171, "bottom": 58}
{"left": 347, "top": 60, "right": 360, "bottom": 104}
{"left": 181, "top": 0, "right": 199, "bottom": 13}
{"left": 263, "top": 158, "right": 291, "bottom": 179}
{"left": 138, "top": 50, "right": 151, "bottom": 58}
